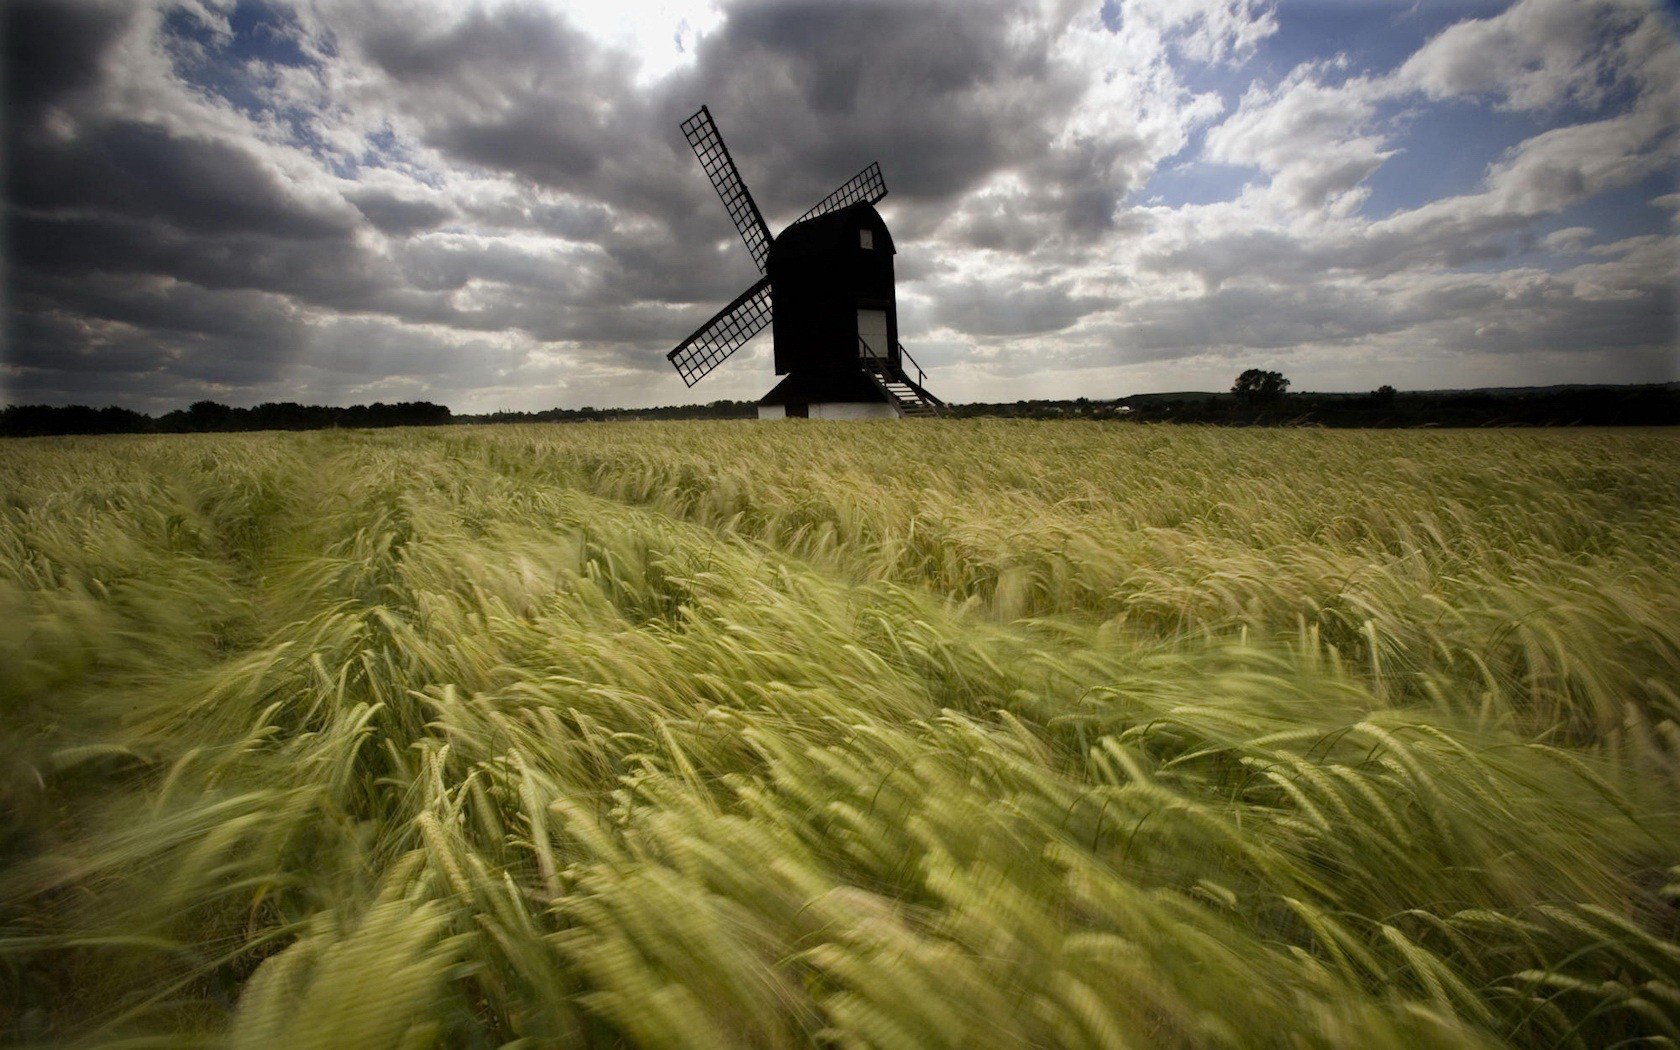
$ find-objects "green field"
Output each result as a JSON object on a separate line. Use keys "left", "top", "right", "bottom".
{"left": 3, "top": 422, "right": 1678, "bottom": 1047}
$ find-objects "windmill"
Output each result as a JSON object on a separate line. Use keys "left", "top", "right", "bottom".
{"left": 666, "top": 106, "right": 944, "bottom": 419}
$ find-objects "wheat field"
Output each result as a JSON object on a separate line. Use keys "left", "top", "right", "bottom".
{"left": 2, "top": 421, "right": 1677, "bottom": 1048}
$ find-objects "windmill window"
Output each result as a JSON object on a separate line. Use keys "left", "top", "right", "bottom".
{"left": 859, "top": 229, "right": 874, "bottom": 250}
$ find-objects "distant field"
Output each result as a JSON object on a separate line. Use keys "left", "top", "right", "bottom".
{"left": 3, "top": 422, "right": 1678, "bottom": 1046}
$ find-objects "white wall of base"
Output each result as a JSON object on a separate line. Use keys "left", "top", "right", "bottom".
{"left": 813, "top": 401, "right": 897, "bottom": 420}
{"left": 758, "top": 402, "right": 898, "bottom": 420}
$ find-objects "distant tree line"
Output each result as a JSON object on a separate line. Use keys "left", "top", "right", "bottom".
{"left": 5, "top": 383, "right": 1676, "bottom": 437}
{"left": 456, "top": 400, "right": 755, "bottom": 425}
{"left": 0, "top": 398, "right": 756, "bottom": 437}
{"left": 1, "top": 400, "right": 452, "bottom": 437}
{"left": 948, "top": 382, "right": 1680, "bottom": 427}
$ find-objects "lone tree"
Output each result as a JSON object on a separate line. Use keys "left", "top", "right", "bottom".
{"left": 1233, "top": 369, "right": 1290, "bottom": 403}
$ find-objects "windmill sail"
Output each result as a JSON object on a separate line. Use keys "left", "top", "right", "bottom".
{"left": 666, "top": 275, "right": 773, "bottom": 386}
{"left": 790, "top": 162, "right": 888, "bottom": 226}
{"left": 681, "top": 107, "right": 773, "bottom": 274}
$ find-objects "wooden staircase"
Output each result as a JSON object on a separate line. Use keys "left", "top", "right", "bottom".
{"left": 860, "top": 339, "right": 945, "bottom": 418}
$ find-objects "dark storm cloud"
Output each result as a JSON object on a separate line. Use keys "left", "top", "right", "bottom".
{"left": 11, "top": 212, "right": 406, "bottom": 313}
{"left": 5, "top": 259, "right": 320, "bottom": 407}
{"left": 14, "top": 271, "right": 306, "bottom": 347}
{"left": 356, "top": 0, "right": 1120, "bottom": 229}
{"left": 352, "top": 4, "right": 701, "bottom": 223}
{"left": 683, "top": 0, "right": 1039, "bottom": 203}
{"left": 668, "top": 0, "right": 1111, "bottom": 221}
{"left": 3, "top": 1, "right": 412, "bottom": 398}
{"left": 2, "top": 0, "right": 133, "bottom": 112}
{"left": 348, "top": 188, "right": 455, "bottom": 235}
{"left": 1, "top": 0, "right": 1152, "bottom": 409}
{"left": 13, "top": 119, "right": 357, "bottom": 238}
{"left": 4, "top": 0, "right": 1674, "bottom": 412}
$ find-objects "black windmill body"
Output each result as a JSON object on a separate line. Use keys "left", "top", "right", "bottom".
{"left": 667, "top": 107, "right": 943, "bottom": 419}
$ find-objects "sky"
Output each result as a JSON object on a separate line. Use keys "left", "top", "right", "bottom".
{"left": 3, "top": 0, "right": 1677, "bottom": 412}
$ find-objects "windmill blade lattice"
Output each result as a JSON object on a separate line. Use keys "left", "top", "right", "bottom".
{"left": 791, "top": 162, "right": 888, "bottom": 226}
{"left": 681, "top": 107, "right": 773, "bottom": 274}
{"left": 666, "top": 276, "right": 773, "bottom": 386}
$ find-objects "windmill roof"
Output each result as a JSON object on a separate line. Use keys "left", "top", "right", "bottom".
{"left": 758, "top": 368, "right": 890, "bottom": 405}
{"left": 771, "top": 202, "right": 895, "bottom": 258}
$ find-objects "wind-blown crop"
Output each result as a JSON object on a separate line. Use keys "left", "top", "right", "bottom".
{"left": 2, "top": 423, "right": 1677, "bottom": 1047}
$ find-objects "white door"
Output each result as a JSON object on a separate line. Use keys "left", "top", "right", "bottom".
{"left": 857, "top": 309, "right": 889, "bottom": 358}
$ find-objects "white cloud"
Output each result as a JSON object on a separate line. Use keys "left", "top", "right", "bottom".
{"left": 1118, "top": 0, "right": 1279, "bottom": 65}
{"left": 5, "top": 0, "right": 1676, "bottom": 411}
{"left": 1542, "top": 226, "right": 1595, "bottom": 251}
{"left": 1204, "top": 62, "right": 1392, "bottom": 214}
{"left": 1397, "top": 0, "right": 1655, "bottom": 110}
{"left": 558, "top": 0, "right": 725, "bottom": 83}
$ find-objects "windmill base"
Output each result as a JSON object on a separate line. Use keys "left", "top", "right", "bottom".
{"left": 758, "top": 402, "right": 898, "bottom": 421}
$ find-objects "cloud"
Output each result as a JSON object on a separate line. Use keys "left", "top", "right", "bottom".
{"left": 347, "top": 186, "right": 455, "bottom": 235}
{"left": 1397, "top": 0, "right": 1657, "bottom": 111}
{"left": 13, "top": 118, "right": 359, "bottom": 237}
{"left": 2, "top": 0, "right": 1675, "bottom": 412}
{"left": 1127, "top": 0, "right": 1676, "bottom": 379}
{"left": 1204, "top": 62, "right": 1392, "bottom": 213}
{"left": 928, "top": 276, "right": 1104, "bottom": 338}
{"left": 1541, "top": 225, "right": 1595, "bottom": 251}
{"left": 1120, "top": 0, "right": 1278, "bottom": 65}
{"left": 2, "top": 0, "right": 135, "bottom": 112}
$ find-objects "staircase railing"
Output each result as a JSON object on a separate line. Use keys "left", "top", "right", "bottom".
{"left": 897, "top": 342, "right": 929, "bottom": 389}
{"left": 859, "top": 337, "right": 943, "bottom": 417}
{"left": 857, "top": 337, "right": 903, "bottom": 416}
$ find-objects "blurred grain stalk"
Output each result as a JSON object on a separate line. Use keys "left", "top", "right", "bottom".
{"left": 2, "top": 422, "right": 1677, "bottom": 1047}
